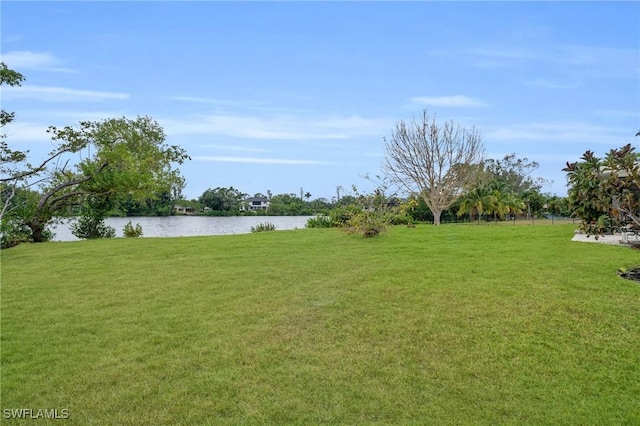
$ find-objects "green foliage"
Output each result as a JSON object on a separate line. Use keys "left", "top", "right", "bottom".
{"left": 344, "top": 211, "right": 386, "bottom": 237}
{"left": 1, "top": 218, "right": 33, "bottom": 249}
{"left": 1, "top": 186, "right": 51, "bottom": 247}
{"left": 388, "top": 212, "right": 413, "bottom": 225}
{"left": 457, "top": 181, "right": 526, "bottom": 223}
{"left": 9, "top": 116, "right": 188, "bottom": 242}
{"left": 123, "top": 221, "right": 143, "bottom": 238}
{"left": 118, "top": 191, "right": 176, "bottom": 216}
{"left": 267, "top": 193, "right": 311, "bottom": 215}
{"left": 71, "top": 215, "right": 116, "bottom": 239}
{"left": 306, "top": 215, "right": 333, "bottom": 228}
{"left": 250, "top": 222, "right": 276, "bottom": 233}
{"left": 329, "top": 204, "right": 362, "bottom": 227}
{"left": 481, "top": 153, "right": 549, "bottom": 194}
{"left": 341, "top": 181, "right": 401, "bottom": 237}
{"left": 307, "top": 197, "right": 332, "bottom": 214}
{"left": 564, "top": 142, "right": 640, "bottom": 237}
{"left": 199, "top": 186, "right": 246, "bottom": 212}
{"left": 546, "top": 195, "right": 571, "bottom": 218}
{"left": 71, "top": 195, "right": 117, "bottom": 239}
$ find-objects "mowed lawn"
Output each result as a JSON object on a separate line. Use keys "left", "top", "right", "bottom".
{"left": 1, "top": 224, "right": 639, "bottom": 425}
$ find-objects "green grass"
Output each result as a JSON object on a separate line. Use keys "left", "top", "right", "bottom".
{"left": 1, "top": 224, "right": 639, "bottom": 425}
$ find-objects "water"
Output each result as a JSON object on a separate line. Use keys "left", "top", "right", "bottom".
{"left": 50, "top": 216, "right": 314, "bottom": 242}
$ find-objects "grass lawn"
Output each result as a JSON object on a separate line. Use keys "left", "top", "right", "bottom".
{"left": 1, "top": 224, "right": 639, "bottom": 425}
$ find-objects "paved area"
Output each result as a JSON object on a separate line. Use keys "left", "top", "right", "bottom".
{"left": 571, "top": 232, "right": 639, "bottom": 246}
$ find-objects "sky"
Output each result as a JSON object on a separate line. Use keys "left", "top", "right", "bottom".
{"left": 1, "top": 1, "right": 639, "bottom": 201}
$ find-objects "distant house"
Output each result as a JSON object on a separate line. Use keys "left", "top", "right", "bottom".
{"left": 240, "top": 196, "right": 270, "bottom": 211}
{"left": 173, "top": 204, "right": 194, "bottom": 215}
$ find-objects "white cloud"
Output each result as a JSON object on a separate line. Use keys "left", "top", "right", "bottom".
{"left": 1, "top": 85, "right": 130, "bottom": 102}
{"left": 471, "top": 44, "right": 638, "bottom": 80}
{"left": 163, "top": 113, "right": 392, "bottom": 140}
{"left": 485, "top": 121, "right": 631, "bottom": 146}
{"left": 193, "top": 156, "right": 336, "bottom": 165}
{"left": 524, "top": 79, "right": 580, "bottom": 89}
{"left": 168, "top": 96, "right": 243, "bottom": 107}
{"left": 593, "top": 109, "right": 640, "bottom": 119}
{"left": 202, "top": 144, "right": 272, "bottom": 153}
{"left": 0, "top": 51, "right": 73, "bottom": 72}
{"left": 1, "top": 121, "right": 52, "bottom": 144}
{"left": 410, "top": 95, "right": 487, "bottom": 108}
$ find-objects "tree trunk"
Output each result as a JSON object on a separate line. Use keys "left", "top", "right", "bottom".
{"left": 28, "top": 218, "right": 48, "bottom": 243}
{"left": 433, "top": 209, "right": 442, "bottom": 226}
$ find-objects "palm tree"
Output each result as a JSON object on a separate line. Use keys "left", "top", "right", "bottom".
{"left": 501, "top": 192, "right": 525, "bottom": 223}
{"left": 457, "top": 184, "right": 495, "bottom": 224}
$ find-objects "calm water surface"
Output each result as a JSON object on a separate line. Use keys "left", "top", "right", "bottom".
{"left": 51, "top": 216, "right": 313, "bottom": 242}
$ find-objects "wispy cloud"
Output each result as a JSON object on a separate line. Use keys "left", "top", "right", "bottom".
{"left": 485, "top": 121, "right": 631, "bottom": 146}
{"left": 470, "top": 44, "right": 638, "bottom": 80}
{"left": 593, "top": 109, "right": 640, "bottom": 119}
{"left": 2, "top": 85, "right": 130, "bottom": 102}
{"left": 168, "top": 96, "right": 245, "bottom": 107}
{"left": 524, "top": 79, "right": 580, "bottom": 89}
{"left": 410, "top": 95, "right": 487, "bottom": 108}
{"left": 0, "top": 50, "right": 74, "bottom": 72}
{"left": 193, "top": 156, "right": 336, "bottom": 165}
{"left": 168, "top": 95, "right": 316, "bottom": 115}
{"left": 1, "top": 121, "right": 52, "bottom": 144}
{"left": 164, "top": 113, "right": 392, "bottom": 140}
{"left": 202, "top": 144, "right": 272, "bottom": 153}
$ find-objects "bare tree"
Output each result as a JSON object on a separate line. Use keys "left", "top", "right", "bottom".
{"left": 383, "top": 110, "right": 484, "bottom": 225}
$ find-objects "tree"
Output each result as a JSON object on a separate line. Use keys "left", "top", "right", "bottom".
{"left": 564, "top": 142, "right": 640, "bottom": 237}
{"left": 501, "top": 191, "right": 525, "bottom": 221}
{"left": 383, "top": 110, "right": 484, "bottom": 225}
{"left": 199, "top": 187, "right": 246, "bottom": 212}
{"left": 267, "top": 193, "right": 310, "bottom": 215}
{"left": 9, "top": 116, "right": 189, "bottom": 243}
{"left": 1, "top": 64, "right": 81, "bottom": 219}
{"left": 0, "top": 62, "right": 26, "bottom": 221}
{"left": 457, "top": 183, "right": 495, "bottom": 223}
{"left": 482, "top": 153, "right": 549, "bottom": 195}
{"left": 70, "top": 194, "right": 116, "bottom": 239}
{"left": 341, "top": 177, "right": 401, "bottom": 237}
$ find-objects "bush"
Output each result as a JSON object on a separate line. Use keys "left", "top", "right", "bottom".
{"left": 251, "top": 222, "right": 276, "bottom": 233}
{"left": 306, "top": 215, "right": 333, "bottom": 228}
{"left": 123, "top": 221, "right": 143, "bottom": 238}
{"left": 1, "top": 219, "right": 34, "bottom": 249}
{"left": 389, "top": 212, "right": 413, "bottom": 225}
{"left": 345, "top": 212, "right": 387, "bottom": 238}
{"left": 71, "top": 216, "right": 116, "bottom": 239}
{"left": 329, "top": 205, "right": 361, "bottom": 227}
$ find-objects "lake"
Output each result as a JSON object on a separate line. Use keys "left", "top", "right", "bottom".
{"left": 50, "top": 216, "right": 314, "bottom": 242}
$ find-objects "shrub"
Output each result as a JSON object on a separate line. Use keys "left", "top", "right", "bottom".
{"left": 389, "top": 212, "right": 413, "bottom": 225}
{"left": 329, "top": 205, "right": 361, "bottom": 227}
{"left": 123, "top": 221, "right": 143, "bottom": 238}
{"left": 71, "top": 216, "right": 116, "bottom": 239}
{"left": 251, "top": 222, "right": 276, "bottom": 233}
{"left": 346, "top": 211, "right": 387, "bottom": 238}
{"left": 306, "top": 215, "right": 333, "bottom": 228}
{"left": 1, "top": 219, "right": 34, "bottom": 249}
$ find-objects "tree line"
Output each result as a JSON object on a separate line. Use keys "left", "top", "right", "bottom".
{"left": 3, "top": 62, "right": 632, "bottom": 245}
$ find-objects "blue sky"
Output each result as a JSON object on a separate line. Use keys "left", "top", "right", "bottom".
{"left": 2, "top": 1, "right": 638, "bottom": 201}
